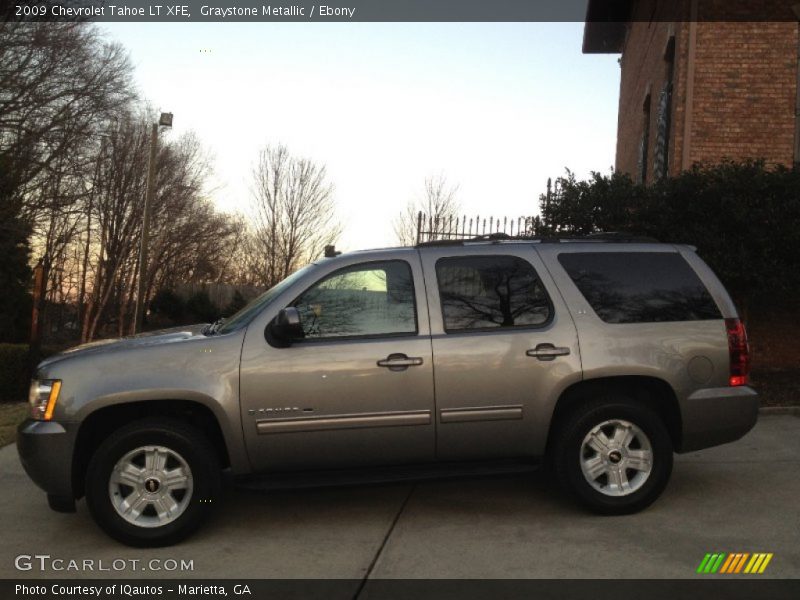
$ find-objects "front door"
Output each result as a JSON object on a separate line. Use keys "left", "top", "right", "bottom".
{"left": 239, "top": 255, "right": 435, "bottom": 471}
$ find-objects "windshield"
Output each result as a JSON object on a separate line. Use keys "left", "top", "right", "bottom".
{"left": 216, "top": 264, "right": 317, "bottom": 334}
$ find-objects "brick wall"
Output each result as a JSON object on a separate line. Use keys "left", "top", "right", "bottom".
{"left": 614, "top": 0, "right": 798, "bottom": 180}
{"left": 689, "top": 21, "right": 797, "bottom": 168}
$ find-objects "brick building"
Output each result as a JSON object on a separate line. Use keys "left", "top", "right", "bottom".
{"left": 583, "top": 0, "right": 800, "bottom": 184}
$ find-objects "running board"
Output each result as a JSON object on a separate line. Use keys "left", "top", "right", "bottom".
{"left": 234, "top": 460, "right": 540, "bottom": 491}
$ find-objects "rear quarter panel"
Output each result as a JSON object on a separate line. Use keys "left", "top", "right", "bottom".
{"left": 536, "top": 244, "right": 733, "bottom": 403}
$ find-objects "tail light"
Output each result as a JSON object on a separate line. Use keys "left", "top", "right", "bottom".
{"left": 725, "top": 318, "right": 750, "bottom": 386}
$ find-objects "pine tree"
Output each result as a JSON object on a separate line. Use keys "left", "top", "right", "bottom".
{"left": 0, "top": 154, "right": 33, "bottom": 342}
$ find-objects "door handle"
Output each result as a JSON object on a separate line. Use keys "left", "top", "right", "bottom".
{"left": 526, "top": 344, "right": 571, "bottom": 361}
{"left": 377, "top": 353, "right": 424, "bottom": 371}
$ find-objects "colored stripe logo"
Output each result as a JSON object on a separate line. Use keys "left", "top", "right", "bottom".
{"left": 697, "top": 553, "right": 773, "bottom": 574}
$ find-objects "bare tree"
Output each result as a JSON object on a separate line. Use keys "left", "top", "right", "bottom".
{"left": 77, "top": 112, "right": 240, "bottom": 340}
{"left": 249, "top": 144, "right": 341, "bottom": 287}
{"left": 81, "top": 113, "right": 147, "bottom": 341}
{"left": 0, "top": 23, "right": 251, "bottom": 343}
{"left": 0, "top": 22, "right": 134, "bottom": 341}
{"left": 0, "top": 23, "right": 134, "bottom": 214}
{"left": 216, "top": 214, "right": 253, "bottom": 285}
{"left": 394, "top": 174, "right": 460, "bottom": 245}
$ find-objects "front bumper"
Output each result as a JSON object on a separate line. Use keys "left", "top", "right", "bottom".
{"left": 678, "top": 385, "right": 759, "bottom": 452}
{"left": 17, "top": 419, "right": 77, "bottom": 498}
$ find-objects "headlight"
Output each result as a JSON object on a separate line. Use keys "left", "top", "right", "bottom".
{"left": 28, "top": 379, "right": 61, "bottom": 421}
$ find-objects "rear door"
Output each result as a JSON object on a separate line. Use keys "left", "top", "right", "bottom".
{"left": 420, "top": 244, "right": 582, "bottom": 460}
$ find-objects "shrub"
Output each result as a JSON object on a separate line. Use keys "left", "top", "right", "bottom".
{"left": 0, "top": 344, "right": 31, "bottom": 402}
{"left": 540, "top": 161, "right": 800, "bottom": 301}
{"left": 150, "top": 288, "right": 186, "bottom": 323}
{"left": 224, "top": 290, "right": 248, "bottom": 317}
{"left": 185, "top": 290, "right": 220, "bottom": 324}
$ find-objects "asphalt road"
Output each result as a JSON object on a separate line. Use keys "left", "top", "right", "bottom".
{"left": 0, "top": 414, "right": 797, "bottom": 580}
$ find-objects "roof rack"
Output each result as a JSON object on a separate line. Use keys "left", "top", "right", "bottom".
{"left": 416, "top": 231, "right": 659, "bottom": 247}
{"left": 583, "top": 232, "right": 660, "bottom": 243}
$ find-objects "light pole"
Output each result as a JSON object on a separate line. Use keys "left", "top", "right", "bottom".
{"left": 133, "top": 112, "right": 172, "bottom": 334}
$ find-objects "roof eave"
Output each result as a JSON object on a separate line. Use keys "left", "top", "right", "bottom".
{"left": 582, "top": 22, "right": 627, "bottom": 53}
{"left": 582, "top": 0, "right": 633, "bottom": 54}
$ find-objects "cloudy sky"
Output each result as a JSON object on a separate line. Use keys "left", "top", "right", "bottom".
{"left": 102, "top": 22, "right": 620, "bottom": 250}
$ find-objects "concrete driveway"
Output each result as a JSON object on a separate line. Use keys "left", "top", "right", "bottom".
{"left": 0, "top": 414, "right": 797, "bottom": 580}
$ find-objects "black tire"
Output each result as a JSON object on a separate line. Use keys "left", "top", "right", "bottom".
{"left": 85, "top": 417, "right": 221, "bottom": 547}
{"left": 553, "top": 395, "right": 673, "bottom": 515}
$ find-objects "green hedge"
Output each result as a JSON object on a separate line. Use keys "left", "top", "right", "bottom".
{"left": 539, "top": 162, "right": 800, "bottom": 301}
{"left": 0, "top": 344, "right": 31, "bottom": 403}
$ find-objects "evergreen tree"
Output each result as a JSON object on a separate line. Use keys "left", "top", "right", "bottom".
{"left": 0, "top": 154, "right": 32, "bottom": 342}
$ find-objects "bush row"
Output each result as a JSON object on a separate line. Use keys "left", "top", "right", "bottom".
{"left": 0, "top": 344, "right": 31, "bottom": 403}
{"left": 539, "top": 161, "right": 800, "bottom": 301}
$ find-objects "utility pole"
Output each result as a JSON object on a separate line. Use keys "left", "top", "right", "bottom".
{"left": 133, "top": 112, "right": 172, "bottom": 334}
{"left": 30, "top": 255, "right": 50, "bottom": 365}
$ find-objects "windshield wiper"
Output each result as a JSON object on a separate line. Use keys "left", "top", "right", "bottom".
{"left": 204, "top": 318, "right": 226, "bottom": 336}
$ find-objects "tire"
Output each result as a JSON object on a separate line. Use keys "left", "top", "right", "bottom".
{"left": 85, "top": 417, "right": 221, "bottom": 547}
{"left": 553, "top": 395, "right": 673, "bottom": 515}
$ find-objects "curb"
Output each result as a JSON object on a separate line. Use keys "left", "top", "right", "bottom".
{"left": 759, "top": 406, "right": 800, "bottom": 415}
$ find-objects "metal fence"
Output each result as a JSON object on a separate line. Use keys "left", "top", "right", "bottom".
{"left": 415, "top": 212, "right": 542, "bottom": 244}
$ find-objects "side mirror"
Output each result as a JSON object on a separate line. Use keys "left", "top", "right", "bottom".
{"left": 266, "top": 307, "right": 304, "bottom": 347}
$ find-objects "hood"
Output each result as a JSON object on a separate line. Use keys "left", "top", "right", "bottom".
{"left": 38, "top": 324, "right": 209, "bottom": 370}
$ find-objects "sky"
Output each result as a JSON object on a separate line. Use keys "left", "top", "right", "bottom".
{"left": 101, "top": 22, "right": 621, "bottom": 251}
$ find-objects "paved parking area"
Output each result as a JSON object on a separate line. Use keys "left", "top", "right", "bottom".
{"left": 1, "top": 414, "right": 797, "bottom": 580}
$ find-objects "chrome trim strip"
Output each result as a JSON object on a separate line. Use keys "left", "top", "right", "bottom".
{"left": 439, "top": 405, "right": 524, "bottom": 424}
{"left": 256, "top": 410, "right": 431, "bottom": 434}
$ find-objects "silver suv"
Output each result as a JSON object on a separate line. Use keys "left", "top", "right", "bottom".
{"left": 18, "top": 236, "right": 758, "bottom": 546}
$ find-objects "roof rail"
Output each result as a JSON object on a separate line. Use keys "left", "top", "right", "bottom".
{"left": 583, "top": 232, "right": 660, "bottom": 243}
{"left": 416, "top": 231, "right": 659, "bottom": 247}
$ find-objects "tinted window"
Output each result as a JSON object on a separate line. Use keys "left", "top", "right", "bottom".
{"left": 293, "top": 261, "right": 416, "bottom": 339}
{"left": 558, "top": 252, "right": 721, "bottom": 324}
{"left": 436, "top": 255, "right": 552, "bottom": 332}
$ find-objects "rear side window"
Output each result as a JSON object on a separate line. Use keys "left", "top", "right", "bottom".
{"left": 436, "top": 255, "right": 552, "bottom": 332}
{"left": 558, "top": 252, "right": 721, "bottom": 324}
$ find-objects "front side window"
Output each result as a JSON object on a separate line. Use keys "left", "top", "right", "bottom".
{"left": 436, "top": 255, "right": 552, "bottom": 332}
{"left": 558, "top": 252, "right": 722, "bottom": 324}
{"left": 293, "top": 261, "right": 417, "bottom": 339}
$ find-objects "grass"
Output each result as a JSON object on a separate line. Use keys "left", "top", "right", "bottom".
{"left": 0, "top": 402, "right": 28, "bottom": 447}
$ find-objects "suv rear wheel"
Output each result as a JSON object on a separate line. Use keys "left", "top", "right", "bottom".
{"left": 553, "top": 396, "right": 673, "bottom": 514}
{"left": 85, "top": 418, "right": 221, "bottom": 547}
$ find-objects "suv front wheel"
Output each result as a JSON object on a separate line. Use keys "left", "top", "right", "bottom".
{"left": 553, "top": 396, "right": 673, "bottom": 514}
{"left": 85, "top": 418, "right": 221, "bottom": 547}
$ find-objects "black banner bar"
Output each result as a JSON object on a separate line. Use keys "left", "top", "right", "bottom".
{"left": 4, "top": 579, "right": 800, "bottom": 600}
{"left": 5, "top": 0, "right": 800, "bottom": 23}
